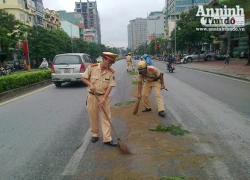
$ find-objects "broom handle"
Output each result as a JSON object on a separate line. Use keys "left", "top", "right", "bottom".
{"left": 94, "top": 93, "right": 120, "bottom": 140}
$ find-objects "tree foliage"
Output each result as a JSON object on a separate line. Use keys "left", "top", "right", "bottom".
{"left": 0, "top": 10, "right": 25, "bottom": 55}
{"left": 170, "top": 6, "right": 219, "bottom": 54}
{"left": 221, "top": 0, "right": 250, "bottom": 64}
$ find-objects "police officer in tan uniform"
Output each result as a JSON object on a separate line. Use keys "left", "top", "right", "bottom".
{"left": 126, "top": 52, "right": 132, "bottom": 72}
{"left": 137, "top": 61, "right": 166, "bottom": 117}
{"left": 81, "top": 52, "right": 118, "bottom": 146}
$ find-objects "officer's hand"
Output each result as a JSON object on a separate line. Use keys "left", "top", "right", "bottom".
{"left": 161, "top": 84, "right": 165, "bottom": 89}
{"left": 98, "top": 99, "right": 105, "bottom": 108}
{"left": 138, "top": 93, "right": 142, "bottom": 100}
{"left": 89, "top": 84, "right": 96, "bottom": 93}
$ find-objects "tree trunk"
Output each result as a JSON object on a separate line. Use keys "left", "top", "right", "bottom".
{"left": 246, "top": 30, "right": 250, "bottom": 66}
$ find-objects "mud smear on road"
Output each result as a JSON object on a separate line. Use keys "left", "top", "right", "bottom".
{"left": 77, "top": 86, "right": 218, "bottom": 180}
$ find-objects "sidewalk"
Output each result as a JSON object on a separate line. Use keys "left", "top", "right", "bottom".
{"left": 177, "top": 59, "right": 250, "bottom": 81}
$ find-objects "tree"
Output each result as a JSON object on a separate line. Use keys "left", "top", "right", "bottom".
{"left": 0, "top": 10, "right": 25, "bottom": 58}
{"left": 221, "top": 0, "right": 250, "bottom": 65}
{"left": 170, "top": 6, "right": 219, "bottom": 58}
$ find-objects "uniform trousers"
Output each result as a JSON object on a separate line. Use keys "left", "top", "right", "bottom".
{"left": 86, "top": 94, "right": 112, "bottom": 142}
{"left": 143, "top": 80, "right": 165, "bottom": 112}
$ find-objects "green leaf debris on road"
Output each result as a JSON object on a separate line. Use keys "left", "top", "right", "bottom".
{"left": 149, "top": 124, "right": 190, "bottom": 136}
{"left": 129, "top": 71, "right": 138, "bottom": 75}
{"left": 114, "top": 101, "right": 136, "bottom": 106}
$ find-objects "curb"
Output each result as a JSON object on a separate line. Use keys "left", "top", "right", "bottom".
{"left": 178, "top": 66, "right": 250, "bottom": 82}
{"left": 0, "top": 79, "right": 52, "bottom": 103}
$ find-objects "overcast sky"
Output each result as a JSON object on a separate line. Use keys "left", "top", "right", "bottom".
{"left": 43, "top": 0, "right": 165, "bottom": 48}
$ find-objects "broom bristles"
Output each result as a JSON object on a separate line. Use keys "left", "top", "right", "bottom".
{"left": 118, "top": 140, "right": 130, "bottom": 154}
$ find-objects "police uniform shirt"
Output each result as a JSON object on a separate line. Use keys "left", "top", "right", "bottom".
{"left": 82, "top": 63, "right": 116, "bottom": 94}
{"left": 138, "top": 66, "right": 161, "bottom": 82}
{"left": 126, "top": 55, "right": 132, "bottom": 62}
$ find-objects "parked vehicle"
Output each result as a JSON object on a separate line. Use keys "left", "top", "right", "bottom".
{"left": 182, "top": 51, "right": 216, "bottom": 63}
{"left": 240, "top": 51, "right": 249, "bottom": 59}
{"left": 51, "top": 53, "right": 95, "bottom": 87}
{"left": 214, "top": 54, "right": 226, "bottom": 60}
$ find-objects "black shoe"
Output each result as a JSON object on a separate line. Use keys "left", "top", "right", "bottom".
{"left": 142, "top": 108, "right": 152, "bottom": 112}
{"left": 104, "top": 141, "right": 117, "bottom": 147}
{"left": 91, "top": 137, "right": 99, "bottom": 143}
{"left": 158, "top": 111, "right": 166, "bottom": 117}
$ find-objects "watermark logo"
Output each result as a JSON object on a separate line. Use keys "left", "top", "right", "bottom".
{"left": 196, "top": 5, "right": 245, "bottom": 31}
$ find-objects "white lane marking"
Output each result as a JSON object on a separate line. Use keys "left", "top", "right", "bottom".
{"left": 0, "top": 84, "right": 54, "bottom": 107}
{"left": 62, "top": 128, "right": 91, "bottom": 176}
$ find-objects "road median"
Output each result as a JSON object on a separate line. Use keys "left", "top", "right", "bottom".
{"left": 0, "top": 79, "right": 52, "bottom": 103}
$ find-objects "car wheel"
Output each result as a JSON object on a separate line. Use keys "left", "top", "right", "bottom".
{"left": 206, "top": 56, "right": 211, "bottom": 61}
{"left": 54, "top": 82, "right": 62, "bottom": 87}
{"left": 187, "top": 57, "right": 192, "bottom": 62}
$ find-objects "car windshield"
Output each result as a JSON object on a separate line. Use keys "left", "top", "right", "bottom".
{"left": 53, "top": 55, "right": 82, "bottom": 65}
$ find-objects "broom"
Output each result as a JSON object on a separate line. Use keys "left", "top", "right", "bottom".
{"left": 94, "top": 94, "right": 130, "bottom": 154}
{"left": 133, "top": 98, "right": 141, "bottom": 115}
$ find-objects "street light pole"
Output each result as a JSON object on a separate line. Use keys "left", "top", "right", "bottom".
{"left": 70, "top": 24, "right": 73, "bottom": 53}
{"left": 175, "top": 26, "right": 176, "bottom": 56}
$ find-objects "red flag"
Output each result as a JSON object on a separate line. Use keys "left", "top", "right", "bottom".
{"left": 22, "top": 40, "right": 29, "bottom": 59}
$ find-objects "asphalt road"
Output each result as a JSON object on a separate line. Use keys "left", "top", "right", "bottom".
{"left": 0, "top": 59, "right": 249, "bottom": 180}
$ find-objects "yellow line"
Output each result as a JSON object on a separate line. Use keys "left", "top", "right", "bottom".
{"left": 188, "top": 68, "right": 250, "bottom": 84}
{"left": 0, "top": 84, "right": 54, "bottom": 107}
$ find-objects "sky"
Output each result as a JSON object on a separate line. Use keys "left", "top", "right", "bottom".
{"left": 43, "top": 0, "right": 165, "bottom": 48}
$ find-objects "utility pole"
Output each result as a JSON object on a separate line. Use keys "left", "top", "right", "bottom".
{"left": 70, "top": 24, "right": 73, "bottom": 53}
{"left": 175, "top": 26, "right": 176, "bottom": 57}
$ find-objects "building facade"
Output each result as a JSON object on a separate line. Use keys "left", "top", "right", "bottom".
{"left": 127, "top": 18, "right": 147, "bottom": 52}
{"left": 74, "top": 0, "right": 101, "bottom": 44}
{"left": 60, "top": 21, "right": 80, "bottom": 39}
{"left": 0, "top": 0, "right": 36, "bottom": 27}
{"left": 57, "top": 10, "right": 84, "bottom": 39}
{"left": 32, "top": 0, "right": 44, "bottom": 27}
{"left": 147, "top": 11, "right": 164, "bottom": 42}
{"left": 165, "top": 0, "right": 213, "bottom": 38}
{"left": 43, "top": 8, "right": 61, "bottom": 30}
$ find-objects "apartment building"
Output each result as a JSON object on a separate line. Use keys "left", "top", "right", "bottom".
{"left": 74, "top": 0, "right": 101, "bottom": 44}
{"left": 57, "top": 10, "right": 84, "bottom": 39}
{"left": 0, "top": 0, "right": 36, "bottom": 27}
{"left": 147, "top": 11, "right": 164, "bottom": 41}
{"left": 32, "top": 0, "right": 44, "bottom": 27}
{"left": 127, "top": 18, "right": 147, "bottom": 51}
{"left": 43, "top": 8, "right": 61, "bottom": 30}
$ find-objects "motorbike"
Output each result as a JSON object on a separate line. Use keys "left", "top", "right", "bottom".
{"left": 166, "top": 62, "right": 175, "bottom": 73}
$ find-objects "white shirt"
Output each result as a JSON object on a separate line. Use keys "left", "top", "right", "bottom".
{"left": 40, "top": 60, "right": 48, "bottom": 68}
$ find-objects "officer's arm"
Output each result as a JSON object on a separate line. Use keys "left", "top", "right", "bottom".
{"left": 103, "top": 86, "right": 112, "bottom": 101}
{"left": 81, "top": 66, "right": 92, "bottom": 86}
{"left": 138, "top": 74, "right": 143, "bottom": 95}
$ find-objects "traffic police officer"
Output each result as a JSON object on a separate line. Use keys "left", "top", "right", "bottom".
{"left": 126, "top": 52, "right": 132, "bottom": 72}
{"left": 81, "top": 52, "right": 118, "bottom": 146}
{"left": 137, "top": 61, "right": 166, "bottom": 117}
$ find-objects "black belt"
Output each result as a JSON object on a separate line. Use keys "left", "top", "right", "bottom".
{"left": 88, "top": 92, "right": 104, "bottom": 96}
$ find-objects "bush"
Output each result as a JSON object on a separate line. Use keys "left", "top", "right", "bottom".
{"left": 0, "top": 70, "right": 51, "bottom": 93}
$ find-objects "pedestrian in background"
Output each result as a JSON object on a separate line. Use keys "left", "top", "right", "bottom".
{"left": 126, "top": 52, "right": 132, "bottom": 72}
{"left": 142, "top": 54, "right": 154, "bottom": 66}
{"left": 223, "top": 51, "right": 230, "bottom": 68}
{"left": 81, "top": 52, "right": 118, "bottom": 147}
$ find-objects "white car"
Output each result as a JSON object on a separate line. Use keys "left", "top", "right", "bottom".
{"left": 51, "top": 53, "right": 96, "bottom": 87}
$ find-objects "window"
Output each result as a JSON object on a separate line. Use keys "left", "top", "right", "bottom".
{"left": 76, "top": 4, "right": 80, "bottom": 8}
{"left": 20, "top": 14, "right": 25, "bottom": 21}
{"left": 83, "top": 55, "right": 91, "bottom": 63}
